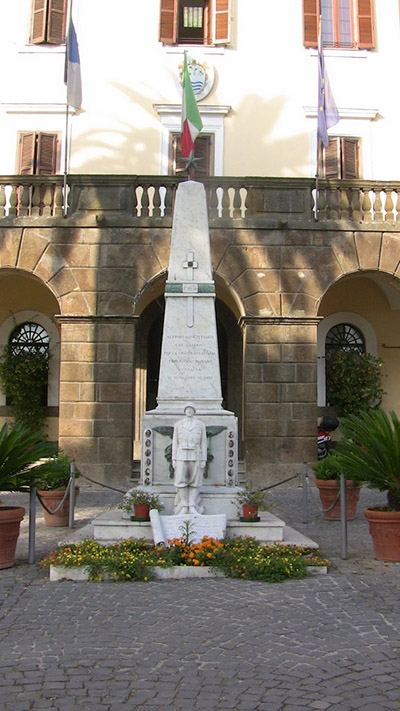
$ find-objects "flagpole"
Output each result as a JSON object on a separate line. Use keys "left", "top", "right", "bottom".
{"left": 315, "top": 139, "right": 320, "bottom": 222}
{"left": 63, "top": 103, "right": 69, "bottom": 218}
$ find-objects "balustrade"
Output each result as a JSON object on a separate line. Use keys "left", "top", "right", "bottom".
{"left": 0, "top": 175, "right": 399, "bottom": 224}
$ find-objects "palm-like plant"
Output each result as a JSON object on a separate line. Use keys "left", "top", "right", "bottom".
{"left": 0, "top": 422, "right": 60, "bottom": 493}
{"left": 335, "top": 408, "right": 400, "bottom": 510}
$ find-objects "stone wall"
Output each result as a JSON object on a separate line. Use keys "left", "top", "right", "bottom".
{"left": 0, "top": 177, "right": 399, "bottom": 488}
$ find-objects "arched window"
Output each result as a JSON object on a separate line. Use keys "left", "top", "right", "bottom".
{"left": 325, "top": 323, "right": 366, "bottom": 407}
{"left": 9, "top": 322, "right": 49, "bottom": 356}
{"left": 317, "top": 313, "right": 376, "bottom": 408}
{"left": 7, "top": 322, "right": 50, "bottom": 406}
{"left": 325, "top": 323, "right": 365, "bottom": 357}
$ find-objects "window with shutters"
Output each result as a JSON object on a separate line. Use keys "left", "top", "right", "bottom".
{"left": 169, "top": 133, "right": 214, "bottom": 176}
{"left": 159, "top": 0, "right": 230, "bottom": 45}
{"left": 303, "top": 0, "right": 375, "bottom": 49}
{"left": 319, "top": 137, "right": 361, "bottom": 179}
{"left": 30, "top": 0, "right": 67, "bottom": 45}
{"left": 17, "top": 132, "right": 60, "bottom": 175}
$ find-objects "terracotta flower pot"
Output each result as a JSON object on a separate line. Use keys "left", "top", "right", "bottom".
{"left": 0, "top": 506, "right": 25, "bottom": 569}
{"left": 315, "top": 479, "right": 361, "bottom": 521}
{"left": 133, "top": 503, "right": 150, "bottom": 520}
{"left": 364, "top": 508, "right": 400, "bottom": 562}
{"left": 38, "top": 487, "right": 79, "bottom": 527}
{"left": 242, "top": 504, "right": 259, "bottom": 521}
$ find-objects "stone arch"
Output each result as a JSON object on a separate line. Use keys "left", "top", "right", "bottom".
{"left": 0, "top": 267, "right": 61, "bottom": 439}
{"left": 0, "top": 228, "right": 93, "bottom": 315}
{"left": 317, "top": 270, "right": 400, "bottom": 413}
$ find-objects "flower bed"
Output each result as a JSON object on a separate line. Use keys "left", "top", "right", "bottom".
{"left": 41, "top": 536, "right": 330, "bottom": 583}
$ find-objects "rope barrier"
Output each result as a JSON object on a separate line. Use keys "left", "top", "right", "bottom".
{"left": 80, "top": 472, "right": 125, "bottom": 494}
{"left": 258, "top": 473, "right": 300, "bottom": 492}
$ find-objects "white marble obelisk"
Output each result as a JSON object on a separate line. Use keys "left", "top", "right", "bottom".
{"left": 157, "top": 180, "right": 223, "bottom": 412}
{"left": 141, "top": 181, "right": 238, "bottom": 513}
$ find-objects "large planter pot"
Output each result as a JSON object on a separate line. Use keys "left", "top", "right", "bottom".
{"left": 0, "top": 506, "right": 25, "bottom": 569}
{"left": 38, "top": 487, "right": 79, "bottom": 527}
{"left": 315, "top": 479, "right": 361, "bottom": 521}
{"left": 364, "top": 508, "right": 400, "bottom": 562}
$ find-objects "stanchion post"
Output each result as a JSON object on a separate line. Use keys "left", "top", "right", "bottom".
{"left": 340, "top": 473, "right": 348, "bottom": 559}
{"left": 28, "top": 483, "right": 36, "bottom": 564}
{"left": 302, "top": 462, "right": 309, "bottom": 523}
{"left": 68, "top": 460, "right": 76, "bottom": 528}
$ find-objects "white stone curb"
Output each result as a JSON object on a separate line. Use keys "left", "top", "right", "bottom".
{"left": 49, "top": 564, "right": 327, "bottom": 581}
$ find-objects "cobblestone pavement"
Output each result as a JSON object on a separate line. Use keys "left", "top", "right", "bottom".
{"left": 0, "top": 486, "right": 399, "bottom": 711}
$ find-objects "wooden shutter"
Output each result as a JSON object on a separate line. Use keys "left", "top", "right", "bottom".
{"left": 324, "top": 138, "right": 340, "bottom": 178}
{"left": 303, "top": 0, "right": 319, "bottom": 48}
{"left": 341, "top": 138, "right": 360, "bottom": 179}
{"left": 159, "top": 0, "right": 177, "bottom": 43}
{"left": 357, "top": 0, "right": 375, "bottom": 49}
{"left": 18, "top": 133, "right": 36, "bottom": 175}
{"left": 31, "top": 0, "right": 47, "bottom": 44}
{"left": 213, "top": 0, "right": 230, "bottom": 44}
{"left": 170, "top": 133, "right": 213, "bottom": 176}
{"left": 46, "top": 0, "right": 67, "bottom": 44}
{"left": 36, "top": 133, "right": 58, "bottom": 175}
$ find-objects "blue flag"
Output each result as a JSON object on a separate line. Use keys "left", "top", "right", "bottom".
{"left": 64, "top": 19, "right": 82, "bottom": 110}
{"left": 317, "top": 36, "right": 339, "bottom": 147}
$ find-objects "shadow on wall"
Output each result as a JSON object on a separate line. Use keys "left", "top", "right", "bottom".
{"left": 70, "top": 85, "right": 162, "bottom": 174}
{"left": 226, "top": 94, "right": 310, "bottom": 177}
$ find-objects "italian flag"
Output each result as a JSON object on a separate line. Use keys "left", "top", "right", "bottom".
{"left": 181, "top": 52, "right": 203, "bottom": 158}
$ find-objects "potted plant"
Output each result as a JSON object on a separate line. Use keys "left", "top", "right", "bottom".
{"left": 118, "top": 488, "right": 164, "bottom": 521}
{"left": 312, "top": 452, "right": 361, "bottom": 521}
{"left": 36, "top": 452, "right": 80, "bottom": 527}
{"left": 0, "top": 422, "right": 58, "bottom": 568}
{"left": 234, "top": 482, "right": 271, "bottom": 521}
{"left": 0, "top": 344, "right": 50, "bottom": 432}
{"left": 335, "top": 408, "right": 400, "bottom": 561}
{"left": 326, "top": 350, "right": 384, "bottom": 416}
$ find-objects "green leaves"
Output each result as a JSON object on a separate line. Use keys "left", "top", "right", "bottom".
{"left": 326, "top": 350, "right": 384, "bottom": 416}
{"left": 0, "top": 422, "right": 58, "bottom": 491}
{"left": 335, "top": 408, "right": 400, "bottom": 509}
{"left": 0, "top": 346, "right": 50, "bottom": 431}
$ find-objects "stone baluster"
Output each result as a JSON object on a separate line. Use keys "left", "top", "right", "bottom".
{"left": 373, "top": 189, "right": 383, "bottom": 222}
{"left": 153, "top": 185, "right": 162, "bottom": 217}
{"left": 53, "top": 184, "right": 64, "bottom": 216}
{"left": 327, "top": 187, "right": 339, "bottom": 220}
{"left": 361, "top": 189, "right": 372, "bottom": 222}
{"left": 207, "top": 185, "right": 219, "bottom": 219}
{"left": 350, "top": 188, "right": 361, "bottom": 221}
{"left": 163, "top": 184, "right": 174, "bottom": 217}
{"left": 17, "top": 185, "right": 30, "bottom": 216}
{"left": 231, "top": 185, "right": 242, "bottom": 219}
{"left": 339, "top": 189, "right": 350, "bottom": 220}
{"left": 41, "top": 185, "right": 53, "bottom": 216}
{"left": 0, "top": 185, "right": 5, "bottom": 218}
{"left": 221, "top": 185, "right": 230, "bottom": 218}
{"left": 8, "top": 184, "right": 18, "bottom": 216}
{"left": 396, "top": 190, "right": 400, "bottom": 222}
{"left": 384, "top": 190, "right": 394, "bottom": 222}
{"left": 31, "top": 185, "right": 42, "bottom": 217}
{"left": 316, "top": 187, "right": 326, "bottom": 220}
{"left": 141, "top": 184, "right": 150, "bottom": 217}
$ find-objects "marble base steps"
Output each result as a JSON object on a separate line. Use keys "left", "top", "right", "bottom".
{"left": 63, "top": 509, "right": 319, "bottom": 550}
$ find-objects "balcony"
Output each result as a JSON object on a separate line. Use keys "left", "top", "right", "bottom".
{"left": 0, "top": 175, "right": 400, "bottom": 226}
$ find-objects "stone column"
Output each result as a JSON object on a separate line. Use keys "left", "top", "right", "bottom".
{"left": 57, "top": 315, "right": 136, "bottom": 489}
{"left": 242, "top": 317, "right": 319, "bottom": 486}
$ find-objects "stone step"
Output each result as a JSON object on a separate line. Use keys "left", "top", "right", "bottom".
{"left": 88, "top": 509, "right": 318, "bottom": 548}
